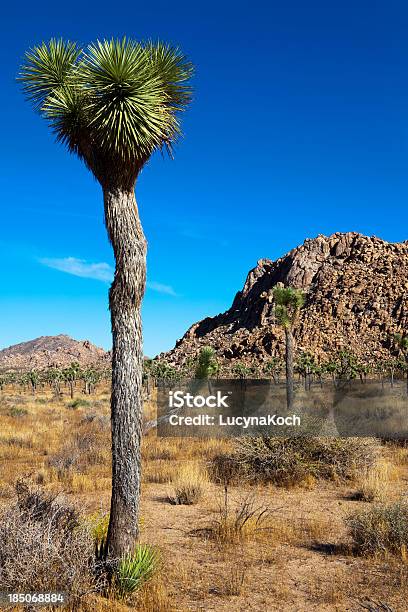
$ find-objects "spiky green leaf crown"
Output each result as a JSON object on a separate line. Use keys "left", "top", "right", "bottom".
{"left": 19, "top": 38, "right": 194, "bottom": 181}
{"left": 273, "top": 286, "right": 305, "bottom": 328}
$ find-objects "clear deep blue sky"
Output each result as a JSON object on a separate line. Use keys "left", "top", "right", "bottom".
{"left": 1, "top": 0, "right": 408, "bottom": 356}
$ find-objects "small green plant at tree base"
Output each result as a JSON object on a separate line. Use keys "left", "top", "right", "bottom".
{"left": 88, "top": 511, "right": 110, "bottom": 545}
{"left": 115, "top": 545, "right": 160, "bottom": 598}
{"left": 91, "top": 512, "right": 146, "bottom": 566}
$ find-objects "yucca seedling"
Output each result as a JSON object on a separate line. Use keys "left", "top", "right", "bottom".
{"left": 115, "top": 545, "right": 160, "bottom": 598}
{"left": 89, "top": 511, "right": 110, "bottom": 544}
{"left": 91, "top": 512, "right": 146, "bottom": 564}
{"left": 95, "top": 535, "right": 109, "bottom": 563}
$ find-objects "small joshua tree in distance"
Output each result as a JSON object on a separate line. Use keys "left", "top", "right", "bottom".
{"left": 394, "top": 333, "right": 408, "bottom": 395}
{"left": 273, "top": 286, "right": 305, "bottom": 410}
{"left": 195, "top": 346, "right": 219, "bottom": 379}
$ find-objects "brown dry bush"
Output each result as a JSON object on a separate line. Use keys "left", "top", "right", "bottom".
{"left": 0, "top": 482, "right": 96, "bottom": 600}
{"left": 347, "top": 501, "right": 408, "bottom": 557}
{"left": 209, "top": 492, "right": 272, "bottom": 546}
{"left": 211, "top": 436, "right": 378, "bottom": 487}
{"left": 48, "top": 426, "right": 108, "bottom": 476}
{"left": 168, "top": 463, "right": 208, "bottom": 505}
{"left": 353, "top": 459, "right": 396, "bottom": 503}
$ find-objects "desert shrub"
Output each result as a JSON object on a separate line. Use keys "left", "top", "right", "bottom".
{"left": 0, "top": 482, "right": 95, "bottom": 599}
{"left": 382, "top": 437, "right": 408, "bottom": 448}
{"left": 68, "top": 398, "right": 90, "bottom": 409}
{"left": 48, "top": 444, "right": 80, "bottom": 473}
{"left": 80, "top": 413, "right": 110, "bottom": 429}
{"left": 115, "top": 545, "right": 160, "bottom": 598}
{"left": 48, "top": 429, "right": 106, "bottom": 475}
{"left": 0, "top": 435, "right": 33, "bottom": 448}
{"left": 211, "top": 436, "right": 378, "bottom": 487}
{"left": 353, "top": 460, "right": 395, "bottom": 502}
{"left": 7, "top": 406, "right": 28, "bottom": 417}
{"left": 210, "top": 492, "right": 271, "bottom": 545}
{"left": 347, "top": 501, "right": 408, "bottom": 557}
{"left": 169, "top": 463, "right": 208, "bottom": 505}
{"left": 211, "top": 453, "right": 242, "bottom": 486}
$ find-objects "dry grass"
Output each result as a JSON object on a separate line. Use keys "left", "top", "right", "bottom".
{"left": 387, "top": 444, "right": 408, "bottom": 466}
{"left": 2, "top": 383, "right": 408, "bottom": 611}
{"left": 347, "top": 500, "right": 408, "bottom": 558}
{"left": 133, "top": 576, "right": 173, "bottom": 611}
{"left": 168, "top": 462, "right": 209, "bottom": 505}
{"left": 143, "top": 460, "right": 175, "bottom": 484}
{"left": 207, "top": 491, "right": 273, "bottom": 546}
{"left": 256, "top": 513, "right": 334, "bottom": 548}
{"left": 307, "top": 565, "right": 350, "bottom": 606}
{"left": 215, "top": 554, "right": 247, "bottom": 596}
{"left": 354, "top": 459, "right": 397, "bottom": 502}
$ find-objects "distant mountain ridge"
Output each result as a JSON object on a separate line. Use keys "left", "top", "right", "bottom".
{"left": 161, "top": 232, "right": 408, "bottom": 367}
{"left": 0, "top": 335, "right": 109, "bottom": 371}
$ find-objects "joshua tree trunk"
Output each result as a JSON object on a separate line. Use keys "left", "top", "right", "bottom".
{"left": 406, "top": 358, "right": 408, "bottom": 396}
{"left": 285, "top": 327, "right": 294, "bottom": 410}
{"left": 104, "top": 186, "right": 147, "bottom": 559}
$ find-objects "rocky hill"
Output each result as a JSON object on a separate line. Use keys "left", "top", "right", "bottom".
{"left": 162, "top": 232, "right": 408, "bottom": 367}
{"left": 0, "top": 335, "right": 109, "bottom": 371}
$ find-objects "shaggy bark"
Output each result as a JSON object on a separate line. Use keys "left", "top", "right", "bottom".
{"left": 285, "top": 327, "right": 294, "bottom": 410}
{"left": 103, "top": 186, "right": 147, "bottom": 559}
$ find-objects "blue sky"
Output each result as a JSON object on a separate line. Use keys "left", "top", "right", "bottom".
{"left": 1, "top": 0, "right": 408, "bottom": 356}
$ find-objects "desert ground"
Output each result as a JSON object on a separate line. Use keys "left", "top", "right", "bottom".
{"left": 1, "top": 383, "right": 408, "bottom": 611}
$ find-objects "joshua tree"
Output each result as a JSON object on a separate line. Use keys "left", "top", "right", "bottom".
{"left": 323, "top": 358, "right": 338, "bottom": 384}
{"left": 195, "top": 346, "right": 219, "bottom": 379}
{"left": 148, "top": 359, "right": 183, "bottom": 386}
{"left": 296, "top": 351, "right": 316, "bottom": 391}
{"left": 0, "top": 373, "right": 12, "bottom": 392}
{"left": 45, "top": 367, "right": 63, "bottom": 397}
{"left": 19, "top": 38, "right": 193, "bottom": 557}
{"left": 331, "top": 349, "right": 360, "bottom": 385}
{"left": 394, "top": 333, "right": 408, "bottom": 395}
{"left": 231, "top": 362, "right": 253, "bottom": 380}
{"left": 263, "top": 356, "right": 283, "bottom": 385}
{"left": 63, "top": 361, "right": 82, "bottom": 399}
{"left": 81, "top": 367, "right": 101, "bottom": 395}
{"left": 385, "top": 356, "right": 399, "bottom": 388}
{"left": 273, "top": 286, "right": 305, "bottom": 409}
{"left": 28, "top": 369, "right": 40, "bottom": 396}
